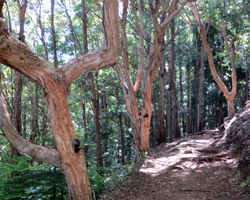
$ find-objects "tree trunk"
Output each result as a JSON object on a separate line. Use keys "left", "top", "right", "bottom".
{"left": 188, "top": 65, "right": 192, "bottom": 135}
{"left": 44, "top": 82, "right": 92, "bottom": 199}
{"left": 219, "top": 35, "right": 225, "bottom": 125}
{"left": 86, "top": 72, "right": 103, "bottom": 169}
{"left": 80, "top": 84, "right": 88, "bottom": 157}
{"left": 116, "top": 87, "right": 125, "bottom": 164}
{"left": 5, "top": 1, "right": 12, "bottom": 33}
{"left": 151, "top": 82, "right": 157, "bottom": 146}
{"left": 81, "top": 0, "right": 88, "bottom": 54}
{"left": 245, "top": 69, "right": 249, "bottom": 101}
{"left": 37, "top": 2, "right": 49, "bottom": 60}
{"left": 226, "top": 95, "right": 235, "bottom": 116}
{"left": 10, "top": 0, "right": 27, "bottom": 178}
{"left": 29, "top": 84, "right": 39, "bottom": 144}
{"left": 51, "top": 0, "right": 58, "bottom": 68}
{"left": 190, "top": 4, "right": 237, "bottom": 116}
{"left": 158, "top": 7, "right": 167, "bottom": 144}
{"left": 81, "top": 0, "right": 88, "bottom": 159}
{"left": 169, "top": 19, "right": 180, "bottom": 138}
{"left": 158, "top": 32, "right": 166, "bottom": 144}
{"left": 14, "top": 72, "right": 22, "bottom": 135}
{"left": 0, "top": 0, "right": 4, "bottom": 19}
{"left": 197, "top": 44, "right": 205, "bottom": 132}
{"left": 178, "top": 59, "right": 185, "bottom": 135}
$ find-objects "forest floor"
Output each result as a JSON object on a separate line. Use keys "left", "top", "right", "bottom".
{"left": 99, "top": 129, "right": 250, "bottom": 200}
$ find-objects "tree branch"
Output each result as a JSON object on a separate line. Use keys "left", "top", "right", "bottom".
{"left": 133, "top": 0, "right": 145, "bottom": 92}
{"left": 0, "top": 90, "right": 62, "bottom": 168}
{"left": 0, "top": 0, "right": 119, "bottom": 88}
{"left": 161, "top": 0, "right": 190, "bottom": 32}
{"left": 61, "top": 0, "right": 120, "bottom": 85}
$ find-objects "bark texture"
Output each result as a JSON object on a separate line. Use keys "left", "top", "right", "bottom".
{"left": 0, "top": 0, "right": 119, "bottom": 198}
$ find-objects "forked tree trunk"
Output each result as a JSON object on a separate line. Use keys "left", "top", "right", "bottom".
{"left": 0, "top": 0, "right": 119, "bottom": 198}
{"left": 190, "top": 3, "right": 237, "bottom": 116}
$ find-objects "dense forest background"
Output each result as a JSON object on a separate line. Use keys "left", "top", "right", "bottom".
{"left": 0, "top": 0, "right": 250, "bottom": 199}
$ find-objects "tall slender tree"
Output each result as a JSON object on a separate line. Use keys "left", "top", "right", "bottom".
{"left": 169, "top": 19, "right": 180, "bottom": 138}
{"left": 158, "top": 12, "right": 167, "bottom": 144}
{"left": 190, "top": 3, "right": 237, "bottom": 116}
{"left": 51, "top": 0, "right": 58, "bottom": 68}
{"left": 116, "top": 0, "right": 191, "bottom": 159}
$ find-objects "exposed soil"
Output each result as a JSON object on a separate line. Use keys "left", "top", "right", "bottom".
{"left": 99, "top": 129, "right": 250, "bottom": 200}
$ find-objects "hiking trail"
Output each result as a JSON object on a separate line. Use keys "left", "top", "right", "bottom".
{"left": 100, "top": 129, "right": 249, "bottom": 200}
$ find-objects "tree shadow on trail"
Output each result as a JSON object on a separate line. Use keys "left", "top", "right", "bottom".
{"left": 99, "top": 131, "right": 250, "bottom": 200}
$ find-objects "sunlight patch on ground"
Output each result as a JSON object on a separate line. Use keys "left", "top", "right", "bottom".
{"left": 139, "top": 138, "right": 216, "bottom": 177}
{"left": 140, "top": 148, "right": 201, "bottom": 177}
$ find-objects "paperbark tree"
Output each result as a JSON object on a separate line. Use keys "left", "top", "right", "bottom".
{"left": 190, "top": 3, "right": 237, "bottom": 116}
{"left": 0, "top": 0, "right": 119, "bottom": 199}
{"left": 116, "top": 0, "right": 192, "bottom": 158}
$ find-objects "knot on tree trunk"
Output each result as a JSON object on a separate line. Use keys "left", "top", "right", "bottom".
{"left": 71, "top": 138, "right": 82, "bottom": 153}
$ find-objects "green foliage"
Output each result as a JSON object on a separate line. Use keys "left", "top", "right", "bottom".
{"left": 0, "top": 156, "right": 67, "bottom": 200}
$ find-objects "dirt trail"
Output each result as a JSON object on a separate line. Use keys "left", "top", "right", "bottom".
{"left": 99, "top": 130, "right": 250, "bottom": 200}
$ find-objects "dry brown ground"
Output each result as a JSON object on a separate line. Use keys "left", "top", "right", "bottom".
{"left": 99, "top": 130, "right": 250, "bottom": 200}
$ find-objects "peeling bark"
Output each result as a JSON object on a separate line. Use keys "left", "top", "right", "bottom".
{"left": 0, "top": 0, "right": 119, "bottom": 198}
